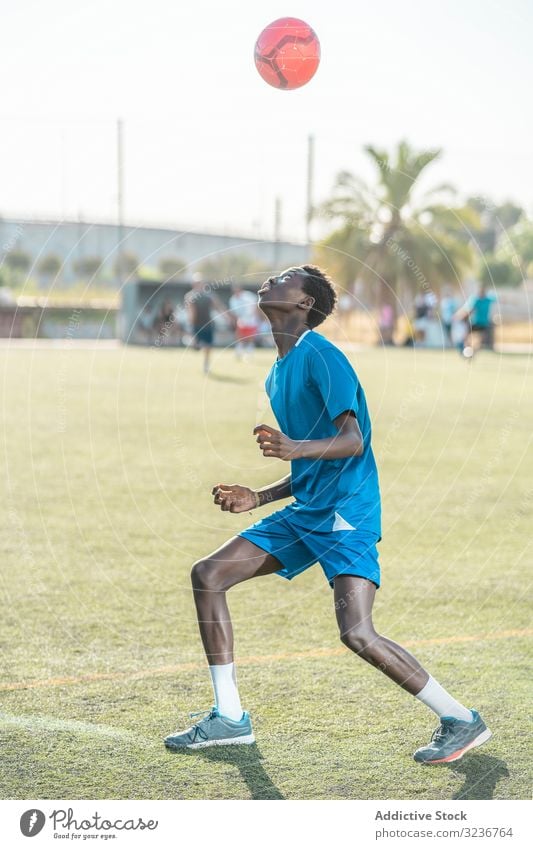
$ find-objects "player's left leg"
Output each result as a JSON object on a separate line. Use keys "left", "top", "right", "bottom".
{"left": 334, "top": 575, "right": 427, "bottom": 693}
{"left": 334, "top": 575, "right": 491, "bottom": 763}
{"left": 202, "top": 343, "right": 211, "bottom": 374}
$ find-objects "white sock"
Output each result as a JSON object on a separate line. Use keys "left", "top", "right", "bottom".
{"left": 209, "top": 662, "right": 243, "bottom": 721}
{"left": 415, "top": 675, "right": 473, "bottom": 721}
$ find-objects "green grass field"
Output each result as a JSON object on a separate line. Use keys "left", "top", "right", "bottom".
{"left": 0, "top": 342, "right": 531, "bottom": 800}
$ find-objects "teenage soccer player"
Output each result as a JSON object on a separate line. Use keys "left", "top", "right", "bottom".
{"left": 165, "top": 266, "right": 491, "bottom": 764}
{"left": 229, "top": 284, "right": 260, "bottom": 359}
{"left": 185, "top": 276, "right": 225, "bottom": 374}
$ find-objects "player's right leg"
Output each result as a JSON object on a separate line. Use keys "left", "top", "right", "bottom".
{"left": 462, "top": 322, "right": 475, "bottom": 359}
{"left": 191, "top": 536, "right": 283, "bottom": 665}
{"left": 164, "top": 537, "right": 282, "bottom": 750}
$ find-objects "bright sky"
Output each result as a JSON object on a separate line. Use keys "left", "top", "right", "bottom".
{"left": 1, "top": 0, "right": 531, "bottom": 242}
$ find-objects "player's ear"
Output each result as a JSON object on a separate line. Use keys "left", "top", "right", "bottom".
{"left": 298, "top": 295, "right": 315, "bottom": 312}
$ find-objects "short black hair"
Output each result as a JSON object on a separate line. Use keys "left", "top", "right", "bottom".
{"left": 298, "top": 265, "right": 337, "bottom": 328}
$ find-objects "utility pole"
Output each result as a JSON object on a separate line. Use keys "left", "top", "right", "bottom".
{"left": 306, "top": 134, "right": 315, "bottom": 246}
{"left": 117, "top": 118, "right": 124, "bottom": 286}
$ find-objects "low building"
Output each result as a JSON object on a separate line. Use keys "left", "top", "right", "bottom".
{"left": 0, "top": 217, "right": 309, "bottom": 285}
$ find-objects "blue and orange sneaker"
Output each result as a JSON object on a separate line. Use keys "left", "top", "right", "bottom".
{"left": 413, "top": 710, "right": 492, "bottom": 764}
{"left": 164, "top": 707, "right": 255, "bottom": 751}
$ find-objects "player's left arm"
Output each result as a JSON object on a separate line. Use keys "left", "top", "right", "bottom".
{"left": 454, "top": 295, "right": 474, "bottom": 321}
{"left": 254, "top": 413, "right": 363, "bottom": 461}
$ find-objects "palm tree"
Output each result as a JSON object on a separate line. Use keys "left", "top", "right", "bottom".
{"left": 315, "top": 141, "right": 477, "bottom": 327}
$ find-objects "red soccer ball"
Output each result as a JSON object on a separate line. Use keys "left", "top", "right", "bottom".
{"left": 254, "top": 17, "right": 321, "bottom": 90}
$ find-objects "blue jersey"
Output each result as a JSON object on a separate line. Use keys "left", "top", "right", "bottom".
{"left": 265, "top": 330, "right": 381, "bottom": 535}
{"left": 467, "top": 292, "right": 496, "bottom": 326}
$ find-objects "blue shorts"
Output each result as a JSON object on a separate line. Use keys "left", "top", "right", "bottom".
{"left": 194, "top": 326, "right": 213, "bottom": 346}
{"left": 239, "top": 506, "right": 380, "bottom": 589}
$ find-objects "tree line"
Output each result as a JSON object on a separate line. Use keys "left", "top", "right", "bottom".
{"left": 1, "top": 140, "right": 531, "bottom": 300}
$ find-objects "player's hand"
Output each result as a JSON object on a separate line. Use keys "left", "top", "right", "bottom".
{"left": 211, "top": 484, "right": 257, "bottom": 513}
{"left": 254, "top": 424, "right": 301, "bottom": 461}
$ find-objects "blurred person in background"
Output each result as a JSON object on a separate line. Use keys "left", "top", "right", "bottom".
{"left": 413, "top": 293, "right": 428, "bottom": 344}
{"left": 229, "top": 284, "right": 260, "bottom": 359}
{"left": 378, "top": 302, "right": 395, "bottom": 345}
{"left": 154, "top": 298, "right": 177, "bottom": 345}
{"left": 455, "top": 284, "right": 497, "bottom": 354}
{"left": 440, "top": 287, "right": 459, "bottom": 347}
{"left": 185, "top": 274, "right": 224, "bottom": 373}
{"left": 138, "top": 303, "right": 155, "bottom": 343}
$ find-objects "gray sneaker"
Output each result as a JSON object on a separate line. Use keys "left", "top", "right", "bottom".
{"left": 414, "top": 710, "right": 492, "bottom": 764}
{"left": 164, "top": 707, "right": 255, "bottom": 750}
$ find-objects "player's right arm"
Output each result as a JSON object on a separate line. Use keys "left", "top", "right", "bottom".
{"left": 212, "top": 474, "right": 291, "bottom": 513}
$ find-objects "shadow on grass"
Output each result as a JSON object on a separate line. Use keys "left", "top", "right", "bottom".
{"left": 171, "top": 743, "right": 284, "bottom": 799}
{"left": 449, "top": 753, "right": 510, "bottom": 800}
